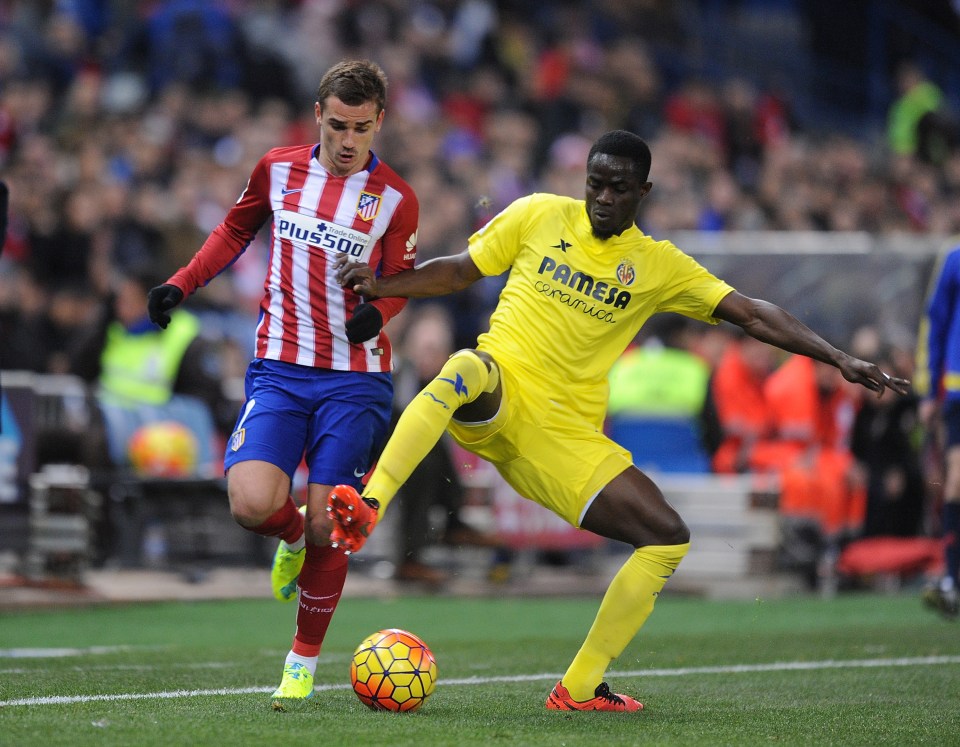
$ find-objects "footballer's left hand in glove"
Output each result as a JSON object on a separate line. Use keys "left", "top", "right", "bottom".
{"left": 345, "top": 303, "right": 383, "bottom": 344}
{"left": 147, "top": 284, "right": 184, "bottom": 329}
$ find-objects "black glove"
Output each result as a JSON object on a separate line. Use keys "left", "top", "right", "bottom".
{"left": 346, "top": 303, "right": 383, "bottom": 344}
{"left": 147, "top": 284, "right": 184, "bottom": 329}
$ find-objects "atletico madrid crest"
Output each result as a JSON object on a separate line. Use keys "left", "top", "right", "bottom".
{"left": 356, "top": 191, "right": 381, "bottom": 222}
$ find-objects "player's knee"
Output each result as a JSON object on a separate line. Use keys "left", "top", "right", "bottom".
{"left": 636, "top": 517, "right": 689, "bottom": 548}
{"left": 227, "top": 485, "right": 262, "bottom": 527}
{"left": 226, "top": 466, "right": 282, "bottom": 527}
{"left": 304, "top": 509, "right": 334, "bottom": 545}
{"left": 470, "top": 350, "right": 500, "bottom": 393}
{"left": 659, "top": 515, "right": 690, "bottom": 547}
{"left": 227, "top": 495, "right": 260, "bottom": 528}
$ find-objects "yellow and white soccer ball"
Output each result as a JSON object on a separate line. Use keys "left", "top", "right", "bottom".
{"left": 350, "top": 628, "right": 438, "bottom": 712}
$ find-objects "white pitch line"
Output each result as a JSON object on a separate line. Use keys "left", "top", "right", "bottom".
{"left": 2, "top": 655, "right": 958, "bottom": 708}
{"left": 0, "top": 646, "right": 167, "bottom": 659}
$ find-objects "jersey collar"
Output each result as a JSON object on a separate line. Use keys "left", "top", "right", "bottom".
{"left": 311, "top": 145, "right": 380, "bottom": 174}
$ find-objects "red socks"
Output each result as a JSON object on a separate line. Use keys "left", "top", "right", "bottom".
{"left": 291, "top": 544, "right": 349, "bottom": 655}
{"left": 253, "top": 501, "right": 348, "bottom": 656}
{"left": 251, "top": 497, "right": 304, "bottom": 544}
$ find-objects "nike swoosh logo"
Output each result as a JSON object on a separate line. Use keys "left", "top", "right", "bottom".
{"left": 301, "top": 591, "right": 340, "bottom": 601}
{"left": 281, "top": 187, "right": 302, "bottom": 195}
{"left": 354, "top": 467, "right": 367, "bottom": 478}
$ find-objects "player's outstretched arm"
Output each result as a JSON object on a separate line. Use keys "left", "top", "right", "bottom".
{"left": 714, "top": 291, "right": 910, "bottom": 397}
{"left": 335, "top": 250, "right": 483, "bottom": 300}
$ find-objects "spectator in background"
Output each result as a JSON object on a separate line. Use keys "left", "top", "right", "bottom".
{"left": 706, "top": 329, "right": 853, "bottom": 591}
{"left": 70, "top": 266, "right": 222, "bottom": 474}
{"left": 764, "top": 353, "right": 868, "bottom": 589}
{"left": 696, "top": 169, "right": 761, "bottom": 231}
{"left": 915, "top": 239, "right": 960, "bottom": 619}
{"left": 0, "top": 265, "right": 99, "bottom": 376}
{"left": 608, "top": 38, "right": 664, "bottom": 140}
{"left": 133, "top": 0, "right": 248, "bottom": 96}
{"left": 851, "top": 346, "right": 925, "bottom": 538}
{"left": 887, "top": 61, "right": 957, "bottom": 167}
{"left": 606, "top": 314, "right": 712, "bottom": 473}
{"left": 707, "top": 329, "right": 786, "bottom": 475}
{"left": 663, "top": 79, "right": 727, "bottom": 156}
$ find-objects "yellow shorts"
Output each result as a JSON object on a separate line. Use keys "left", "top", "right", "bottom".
{"left": 447, "top": 359, "right": 631, "bottom": 527}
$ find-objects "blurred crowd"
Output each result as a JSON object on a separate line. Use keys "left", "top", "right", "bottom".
{"left": 606, "top": 313, "right": 929, "bottom": 590}
{"left": 1, "top": 0, "right": 959, "bottom": 375}
{"left": 0, "top": 1, "right": 955, "bottom": 581}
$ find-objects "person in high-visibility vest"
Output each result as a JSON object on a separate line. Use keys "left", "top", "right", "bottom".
{"left": 72, "top": 267, "right": 220, "bottom": 474}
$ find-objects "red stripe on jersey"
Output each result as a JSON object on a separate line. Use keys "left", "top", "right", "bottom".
{"left": 277, "top": 164, "right": 312, "bottom": 364}
{"left": 259, "top": 163, "right": 304, "bottom": 364}
{"left": 346, "top": 173, "right": 388, "bottom": 371}
{"left": 283, "top": 162, "right": 310, "bottom": 209}
{"left": 310, "top": 173, "right": 348, "bottom": 368}
{"left": 311, "top": 246, "right": 334, "bottom": 365}
{"left": 276, "top": 237, "right": 300, "bottom": 364}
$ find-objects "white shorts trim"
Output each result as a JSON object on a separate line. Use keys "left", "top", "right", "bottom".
{"left": 577, "top": 487, "right": 603, "bottom": 527}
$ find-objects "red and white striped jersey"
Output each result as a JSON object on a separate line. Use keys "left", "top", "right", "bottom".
{"left": 169, "top": 144, "right": 418, "bottom": 372}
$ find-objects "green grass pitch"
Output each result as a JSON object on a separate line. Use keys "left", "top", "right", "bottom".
{"left": 1, "top": 592, "right": 959, "bottom": 746}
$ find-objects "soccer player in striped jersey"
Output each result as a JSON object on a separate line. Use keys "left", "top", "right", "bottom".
{"left": 330, "top": 130, "right": 910, "bottom": 712}
{"left": 147, "top": 59, "right": 419, "bottom": 705}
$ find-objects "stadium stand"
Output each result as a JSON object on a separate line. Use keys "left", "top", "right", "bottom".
{"left": 0, "top": 0, "right": 956, "bottom": 596}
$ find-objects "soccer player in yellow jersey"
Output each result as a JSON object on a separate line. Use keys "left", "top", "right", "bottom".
{"left": 328, "top": 130, "right": 910, "bottom": 711}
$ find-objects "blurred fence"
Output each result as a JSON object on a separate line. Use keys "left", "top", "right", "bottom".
{"left": 678, "top": 230, "right": 944, "bottom": 350}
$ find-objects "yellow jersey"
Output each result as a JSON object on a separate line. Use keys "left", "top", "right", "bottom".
{"left": 468, "top": 193, "right": 734, "bottom": 428}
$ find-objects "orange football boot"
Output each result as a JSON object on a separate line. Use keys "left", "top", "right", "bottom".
{"left": 546, "top": 681, "right": 643, "bottom": 712}
{"left": 326, "top": 485, "right": 379, "bottom": 554}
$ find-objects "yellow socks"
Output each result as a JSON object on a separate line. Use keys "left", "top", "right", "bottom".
{"left": 363, "top": 351, "right": 497, "bottom": 517}
{"left": 561, "top": 542, "right": 689, "bottom": 701}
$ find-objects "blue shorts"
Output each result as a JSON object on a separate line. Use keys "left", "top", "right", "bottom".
{"left": 223, "top": 358, "right": 392, "bottom": 487}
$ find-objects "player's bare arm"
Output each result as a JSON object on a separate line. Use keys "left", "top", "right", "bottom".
{"left": 714, "top": 291, "right": 910, "bottom": 397}
{"left": 335, "top": 250, "right": 483, "bottom": 299}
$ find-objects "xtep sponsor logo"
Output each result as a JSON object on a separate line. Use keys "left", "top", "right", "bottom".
{"left": 422, "top": 373, "right": 467, "bottom": 409}
{"left": 552, "top": 238, "right": 572, "bottom": 252}
{"left": 438, "top": 373, "right": 468, "bottom": 398}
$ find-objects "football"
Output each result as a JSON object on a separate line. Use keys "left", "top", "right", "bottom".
{"left": 350, "top": 628, "right": 438, "bottom": 712}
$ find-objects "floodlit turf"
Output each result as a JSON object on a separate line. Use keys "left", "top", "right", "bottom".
{"left": 1, "top": 592, "right": 959, "bottom": 746}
